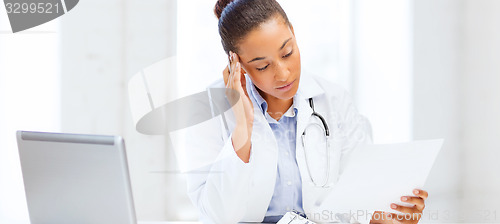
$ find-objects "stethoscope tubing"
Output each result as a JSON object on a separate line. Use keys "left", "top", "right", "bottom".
{"left": 302, "top": 98, "right": 335, "bottom": 188}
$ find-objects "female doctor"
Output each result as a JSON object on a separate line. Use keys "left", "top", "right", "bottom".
{"left": 180, "top": 0, "right": 429, "bottom": 223}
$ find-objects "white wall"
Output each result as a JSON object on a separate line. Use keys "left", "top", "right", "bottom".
{"left": 412, "top": 0, "right": 463, "bottom": 222}
{"left": 352, "top": 0, "right": 413, "bottom": 144}
{"left": 414, "top": 0, "right": 500, "bottom": 222}
{"left": 461, "top": 0, "right": 500, "bottom": 221}
{"left": 0, "top": 8, "right": 60, "bottom": 223}
{"left": 59, "top": 0, "right": 196, "bottom": 221}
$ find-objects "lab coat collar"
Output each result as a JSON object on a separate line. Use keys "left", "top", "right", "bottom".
{"left": 295, "top": 72, "right": 325, "bottom": 100}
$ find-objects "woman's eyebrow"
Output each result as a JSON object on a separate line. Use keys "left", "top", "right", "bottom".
{"left": 279, "top": 37, "right": 292, "bottom": 50}
{"left": 247, "top": 37, "right": 293, "bottom": 63}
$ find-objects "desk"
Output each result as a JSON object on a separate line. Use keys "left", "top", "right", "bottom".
{"left": 139, "top": 222, "right": 200, "bottom": 224}
{"left": 17, "top": 222, "right": 200, "bottom": 224}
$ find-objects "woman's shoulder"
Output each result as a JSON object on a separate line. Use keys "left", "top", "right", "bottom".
{"left": 306, "top": 73, "right": 373, "bottom": 144}
{"left": 301, "top": 72, "right": 352, "bottom": 101}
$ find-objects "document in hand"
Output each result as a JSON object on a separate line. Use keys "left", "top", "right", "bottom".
{"left": 322, "top": 139, "right": 444, "bottom": 214}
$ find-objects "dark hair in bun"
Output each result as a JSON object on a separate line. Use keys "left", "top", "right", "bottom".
{"left": 214, "top": 0, "right": 291, "bottom": 55}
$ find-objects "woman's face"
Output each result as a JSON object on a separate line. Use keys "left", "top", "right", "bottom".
{"left": 237, "top": 15, "right": 301, "bottom": 101}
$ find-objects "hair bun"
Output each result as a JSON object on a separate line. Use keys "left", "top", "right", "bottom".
{"left": 214, "top": 0, "right": 235, "bottom": 19}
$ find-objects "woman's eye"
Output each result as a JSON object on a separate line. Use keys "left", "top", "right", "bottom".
{"left": 256, "top": 50, "right": 292, "bottom": 71}
{"left": 283, "top": 50, "right": 293, "bottom": 58}
{"left": 257, "top": 64, "right": 269, "bottom": 71}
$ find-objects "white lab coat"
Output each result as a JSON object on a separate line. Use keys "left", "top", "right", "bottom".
{"left": 169, "top": 73, "right": 373, "bottom": 224}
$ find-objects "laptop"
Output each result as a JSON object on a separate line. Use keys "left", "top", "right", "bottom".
{"left": 16, "top": 131, "right": 137, "bottom": 224}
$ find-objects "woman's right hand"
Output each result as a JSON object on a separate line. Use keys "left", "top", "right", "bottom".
{"left": 223, "top": 51, "right": 254, "bottom": 163}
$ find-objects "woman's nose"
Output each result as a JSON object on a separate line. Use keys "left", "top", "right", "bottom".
{"left": 274, "top": 61, "right": 290, "bottom": 81}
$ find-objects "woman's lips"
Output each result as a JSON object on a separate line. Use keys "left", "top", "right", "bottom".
{"left": 276, "top": 80, "right": 295, "bottom": 91}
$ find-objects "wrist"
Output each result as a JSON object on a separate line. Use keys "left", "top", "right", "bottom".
{"left": 231, "top": 126, "right": 252, "bottom": 163}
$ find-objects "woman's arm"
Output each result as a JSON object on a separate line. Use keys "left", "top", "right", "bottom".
{"left": 224, "top": 51, "right": 254, "bottom": 163}
{"left": 170, "top": 109, "right": 254, "bottom": 223}
{"left": 175, "top": 52, "right": 256, "bottom": 223}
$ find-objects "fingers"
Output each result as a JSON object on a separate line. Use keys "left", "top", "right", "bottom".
{"left": 401, "top": 196, "right": 425, "bottom": 211}
{"left": 229, "top": 51, "right": 245, "bottom": 76}
{"left": 227, "top": 51, "right": 239, "bottom": 90}
{"left": 390, "top": 189, "right": 428, "bottom": 213}
{"left": 231, "top": 63, "right": 241, "bottom": 92}
{"left": 230, "top": 52, "right": 250, "bottom": 99}
{"left": 391, "top": 203, "right": 418, "bottom": 214}
{"left": 229, "top": 51, "right": 239, "bottom": 75}
{"left": 225, "top": 51, "right": 245, "bottom": 107}
{"left": 370, "top": 211, "right": 393, "bottom": 224}
{"left": 382, "top": 190, "right": 428, "bottom": 223}
{"left": 224, "top": 51, "right": 236, "bottom": 88}
{"left": 233, "top": 62, "right": 242, "bottom": 86}
{"left": 413, "top": 189, "right": 428, "bottom": 200}
{"left": 228, "top": 51, "right": 245, "bottom": 92}
{"left": 223, "top": 66, "right": 230, "bottom": 86}
{"left": 389, "top": 203, "right": 423, "bottom": 223}
{"left": 227, "top": 51, "right": 252, "bottom": 112}
{"left": 386, "top": 212, "right": 421, "bottom": 223}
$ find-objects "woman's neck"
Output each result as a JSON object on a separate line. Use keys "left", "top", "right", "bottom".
{"left": 258, "top": 88, "right": 293, "bottom": 121}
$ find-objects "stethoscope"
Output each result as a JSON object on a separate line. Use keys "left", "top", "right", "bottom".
{"left": 301, "top": 98, "right": 340, "bottom": 188}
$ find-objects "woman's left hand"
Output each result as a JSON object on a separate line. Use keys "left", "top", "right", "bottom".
{"left": 370, "top": 189, "right": 428, "bottom": 224}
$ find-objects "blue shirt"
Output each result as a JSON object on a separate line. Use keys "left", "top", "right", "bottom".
{"left": 248, "top": 83, "right": 305, "bottom": 222}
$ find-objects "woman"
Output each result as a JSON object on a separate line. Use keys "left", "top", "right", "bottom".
{"left": 181, "top": 0, "right": 428, "bottom": 223}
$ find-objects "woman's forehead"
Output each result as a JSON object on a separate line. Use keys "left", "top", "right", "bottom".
{"left": 237, "top": 17, "right": 293, "bottom": 58}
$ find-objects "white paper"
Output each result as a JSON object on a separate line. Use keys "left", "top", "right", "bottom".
{"left": 321, "top": 139, "right": 444, "bottom": 214}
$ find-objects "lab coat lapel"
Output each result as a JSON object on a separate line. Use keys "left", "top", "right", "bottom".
{"left": 294, "top": 74, "right": 334, "bottom": 213}
{"left": 295, "top": 74, "right": 324, "bottom": 184}
{"left": 295, "top": 94, "right": 313, "bottom": 187}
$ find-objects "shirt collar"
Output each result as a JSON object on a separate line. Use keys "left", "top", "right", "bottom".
{"left": 248, "top": 80, "right": 297, "bottom": 121}
{"left": 248, "top": 81, "right": 268, "bottom": 115}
